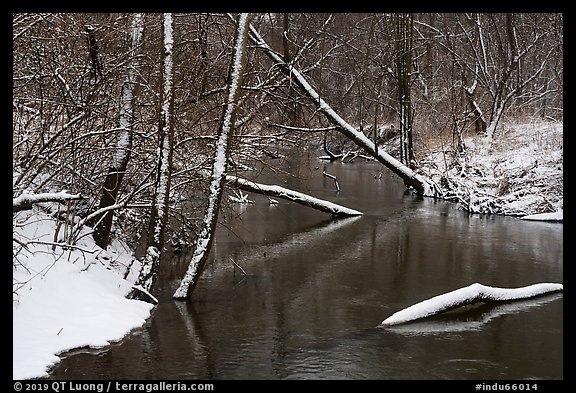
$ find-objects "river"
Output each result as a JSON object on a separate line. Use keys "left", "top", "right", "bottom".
{"left": 48, "top": 154, "right": 563, "bottom": 380}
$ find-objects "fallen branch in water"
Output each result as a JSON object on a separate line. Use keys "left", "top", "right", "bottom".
{"left": 379, "top": 282, "right": 563, "bottom": 327}
{"left": 230, "top": 257, "right": 247, "bottom": 276}
{"left": 225, "top": 175, "right": 362, "bottom": 217}
{"left": 322, "top": 171, "right": 340, "bottom": 192}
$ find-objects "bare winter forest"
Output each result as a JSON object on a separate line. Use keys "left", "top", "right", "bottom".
{"left": 13, "top": 13, "right": 563, "bottom": 301}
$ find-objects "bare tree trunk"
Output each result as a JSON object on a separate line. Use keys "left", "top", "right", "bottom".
{"left": 91, "top": 14, "right": 144, "bottom": 249}
{"left": 129, "top": 13, "right": 174, "bottom": 303}
{"left": 358, "top": 14, "right": 376, "bottom": 134}
{"left": 173, "top": 13, "right": 251, "bottom": 300}
{"left": 462, "top": 72, "right": 487, "bottom": 135}
{"left": 395, "top": 13, "right": 415, "bottom": 166}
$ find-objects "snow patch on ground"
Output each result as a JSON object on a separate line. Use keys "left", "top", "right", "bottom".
{"left": 13, "top": 208, "right": 154, "bottom": 380}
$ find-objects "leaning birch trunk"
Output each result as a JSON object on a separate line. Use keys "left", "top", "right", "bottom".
{"left": 173, "top": 13, "right": 250, "bottom": 300}
{"left": 128, "top": 13, "right": 174, "bottom": 304}
{"left": 379, "top": 282, "right": 563, "bottom": 327}
{"left": 91, "top": 13, "right": 144, "bottom": 249}
{"left": 246, "top": 24, "right": 436, "bottom": 198}
{"left": 225, "top": 175, "right": 362, "bottom": 217}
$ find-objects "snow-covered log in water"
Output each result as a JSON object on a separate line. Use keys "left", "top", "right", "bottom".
{"left": 225, "top": 175, "right": 362, "bottom": 217}
{"left": 379, "top": 282, "right": 563, "bottom": 327}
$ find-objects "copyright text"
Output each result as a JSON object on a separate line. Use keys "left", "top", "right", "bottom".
{"left": 13, "top": 382, "right": 215, "bottom": 393}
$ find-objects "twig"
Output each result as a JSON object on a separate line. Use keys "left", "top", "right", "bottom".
{"left": 22, "top": 240, "right": 99, "bottom": 254}
{"left": 230, "top": 257, "right": 247, "bottom": 276}
{"left": 322, "top": 171, "right": 340, "bottom": 192}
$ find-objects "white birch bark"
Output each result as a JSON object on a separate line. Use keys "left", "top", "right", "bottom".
{"left": 152, "top": 13, "right": 174, "bottom": 246}
{"left": 129, "top": 13, "right": 174, "bottom": 303}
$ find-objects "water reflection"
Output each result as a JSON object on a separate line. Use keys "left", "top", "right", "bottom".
{"left": 48, "top": 159, "right": 562, "bottom": 380}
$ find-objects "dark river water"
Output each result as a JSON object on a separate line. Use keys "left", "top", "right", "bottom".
{"left": 49, "top": 155, "right": 563, "bottom": 380}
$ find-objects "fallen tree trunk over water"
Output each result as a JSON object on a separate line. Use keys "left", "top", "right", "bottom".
{"left": 380, "top": 282, "right": 563, "bottom": 327}
{"left": 225, "top": 175, "right": 362, "bottom": 217}
{"left": 246, "top": 23, "right": 438, "bottom": 197}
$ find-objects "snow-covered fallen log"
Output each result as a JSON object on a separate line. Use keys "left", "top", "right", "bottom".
{"left": 385, "top": 294, "right": 563, "bottom": 334}
{"left": 225, "top": 175, "right": 363, "bottom": 217}
{"left": 13, "top": 190, "right": 82, "bottom": 213}
{"left": 520, "top": 211, "right": 563, "bottom": 223}
{"left": 379, "top": 282, "right": 563, "bottom": 327}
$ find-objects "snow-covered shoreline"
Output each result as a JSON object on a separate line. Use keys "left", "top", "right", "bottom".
{"left": 13, "top": 208, "right": 154, "bottom": 380}
{"left": 520, "top": 210, "right": 563, "bottom": 222}
{"left": 415, "top": 117, "right": 563, "bottom": 218}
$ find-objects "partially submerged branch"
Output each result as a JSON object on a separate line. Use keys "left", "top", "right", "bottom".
{"left": 322, "top": 171, "right": 340, "bottom": 192}
{"left": 225, "top": 175, "right": 362, "bottom": 217}
{"left": 379, "top": 282, "right": 563, "bottom": 327}
{"left": 319, "top": 134, "right": 343, "bottom": 161}
{"left": 230, "top": 257, "right": 247, "bottom": 276}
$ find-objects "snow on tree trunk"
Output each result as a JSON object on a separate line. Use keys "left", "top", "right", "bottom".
{"left": 247, "top": 24, "right": 436, "bottom": 198}
{"left": 128, "top": 13, "right": 174, "bottom": 303}
{"left": 151, "top": 12, "right": 175, "bottom": 248}
{"left": 485, "top": 101, "right": 506, "bottom": 141}
{"left": 173, "top": 13, "right": 250, "bottom": 301}
{"left": 92, "top": 14, "right": 144, "bottom": 249}
{"left": 379, "top": 282, "right": 563, "bottom": 327}
{"left": 463, "top": 74, "right": 487, "bottom": 135}
{"left": 226, "top": 175, "right": 362, "bottom": 217}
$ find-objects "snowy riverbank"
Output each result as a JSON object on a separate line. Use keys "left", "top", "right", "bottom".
{"left": 13, "top": 208, "right": 154, "bottom": 380}
{"left": 416, "top": 117, "right": 563, "bottom": 218}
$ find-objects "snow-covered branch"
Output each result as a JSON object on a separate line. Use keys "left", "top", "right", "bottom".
{"left": 269, "top": 123, "right": 337, "bottom": 133}
{"left": 225, "top": 175, "right": 361, "bottom": 217}
{"left": 13, "top": 190, "right": 82, "bottom": 213}
{"left": 380, "top": 282, "right": 563, "bottom": 327}
{"left": 19, "top": 240, "right": 99, "bottom": 254}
